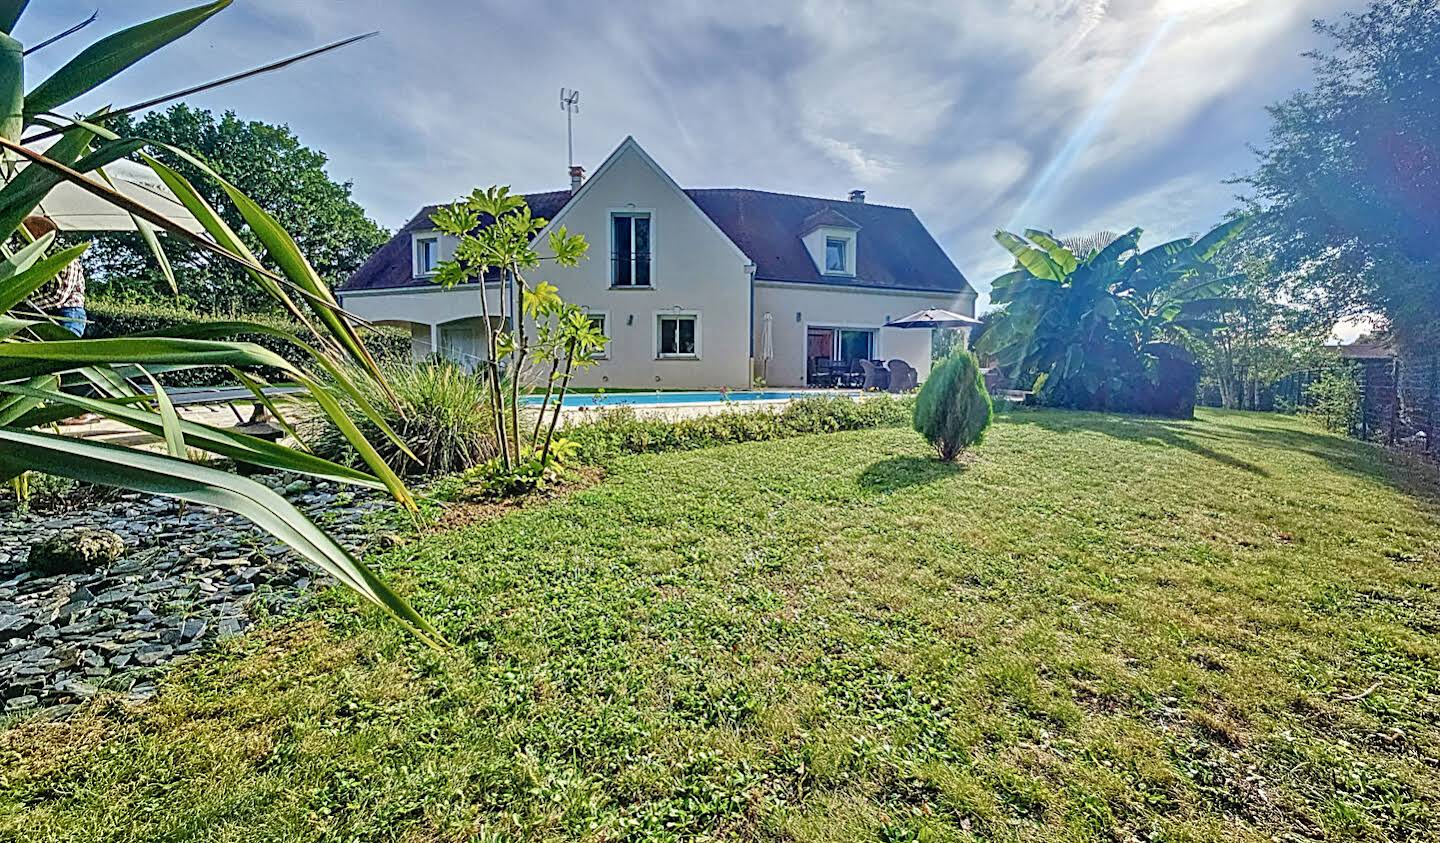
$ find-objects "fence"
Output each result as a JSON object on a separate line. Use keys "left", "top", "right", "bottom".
{"left": 1353, "top": 348, "right": 1439, "bottom": 459}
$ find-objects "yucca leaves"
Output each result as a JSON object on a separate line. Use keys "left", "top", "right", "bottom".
{"left": 0, "top": 241, "right": 87, "bottom": 312}
{"left": 0, "top": 383, "right": 383, "bottom": 488}
{"left": 0, "top": 3, "right": 27, "bottom": 37}
{"left": 0, "top": 31, "right": 20, "bottom": 141}
{"left": 0, "top": 3, "right": 440, "bottom": 646}
{"left": 24, "top": 1, "right": 231, "bottom": 120}
{"left": 0, "top": 429, "right": 442, "bottom": 649}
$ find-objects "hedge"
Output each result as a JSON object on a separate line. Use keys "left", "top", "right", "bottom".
{"left": 563, "top": 394, "right": 916, "bottom": 463}
{"left": 85, "top": 297, "right": 410, "bottom": 387}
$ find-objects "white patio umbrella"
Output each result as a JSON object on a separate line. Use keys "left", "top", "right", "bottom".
{"left": 759, "top": 311, "right": 774, "bottom": 381}
{"left": 27, "top": 157, "right": 204, "bottom": 234}
{"left": 3, "top": 143, "right": 204, "bottom": 234}
{"left": 883, "top": 308, "right": 983, "bottom": 329}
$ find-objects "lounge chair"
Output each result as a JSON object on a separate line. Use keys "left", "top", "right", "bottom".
{"left": 886, "top": 359, "right": 917, "bottom": 392}
{"left": 859, "top": 359, "right": 889, "bottom": 391}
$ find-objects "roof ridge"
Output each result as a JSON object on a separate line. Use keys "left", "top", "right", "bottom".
{"left": 685, "top": 186, "right": 913, "bottom": 212}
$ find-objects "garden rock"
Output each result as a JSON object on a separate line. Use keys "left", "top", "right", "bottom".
{"left": 26, "top": 529, "right": 125, "bottom": 575}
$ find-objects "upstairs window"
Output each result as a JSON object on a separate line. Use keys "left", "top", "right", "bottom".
{"left": 657, "top": 314, "right": 698, "bottom": 358}
{"left": 612, "top": 213, "right": 652, "bottom": 287}
{"left": 825, "top": 237, "right": 847, "bottom": 273}
{"left": 414, "top": 234, "right": 440, "bottom": 277}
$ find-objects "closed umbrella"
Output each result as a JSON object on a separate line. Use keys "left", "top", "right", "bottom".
{"left": 760, "top": 311, "right": 774, "bottom": 382}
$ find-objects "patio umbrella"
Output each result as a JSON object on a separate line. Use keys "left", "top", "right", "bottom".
{"left": 883, "top": 308, "right": 982, "bottom": 329}
{"left": 23, "top": 157, "right": 205, "bottom": 234}
{"left": 3, "top": 141, "right": 203, "bottom": 233}
{"left": 760, "top": 311, "right": 774, "bottom": 381}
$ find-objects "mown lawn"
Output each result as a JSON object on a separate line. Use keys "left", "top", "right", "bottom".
{"left": 4, "top": 409, "right": 1440, "bottom": 842}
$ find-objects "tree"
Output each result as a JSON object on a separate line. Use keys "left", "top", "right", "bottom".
{"left": 977, "top": 221, "right": 1247, "bottom": 417}
{"left": 429, "top": 188, "right": 601, "bottom": 471}
{"left": 86, "top": 104, "right": 388, "bottom": 313}
{"left": 1239, "top": 0, "right": 1440, "bottom": 346}
{"left": 913, "top": 351, "right": 992, "bottom": 461}
{"left": 1187, "top": 244, "right": 1330, "bottom": 410}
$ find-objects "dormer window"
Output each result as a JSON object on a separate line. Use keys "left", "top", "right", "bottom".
{"left": 414, "top": 233, "right": 440, "bottom": 277}
{"left": 825, "top": 237, "right": 847, "bottom": 273}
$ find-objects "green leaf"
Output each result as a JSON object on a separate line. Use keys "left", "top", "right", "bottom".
{"left": 0, "top": 374, "right": 54, "bottom": 425}
{"left": 995, "top": 231, "right": 1061, "bottom": 281}
{"left": 0, "top": 382, "right": 382, "bottom": 489}
{"left": 24, "top": 1, "right": 232, "bottom": 119}
{"left": 156, "top": 145, "right": 389, "bottom": 391}
{"left": 136, "top": 367, "right": 186, "bottom": 459}
{"left": 0, "top": 427, "right": 442, "bottom": 648}
{"left": 0, "top": 31, "right": 21, "bottom": 141}
{"left": 1192, "top": 216, "right": 1249, "bottom": 262}
{"left": 0, "top": 336, "right": 294, "bottom": 382}
{"left": 0, "top": 3, "right": 28, "bottom": 36}
{"left": 0, "top": 241, "right": 87, "bottom": 313}
{"left": 1022, "top": 230, "right": 1078, "bottom": 275}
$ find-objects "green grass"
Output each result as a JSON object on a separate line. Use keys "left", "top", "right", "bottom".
{"left": 4, "top": 409, "right": 1439, "bottom": 842}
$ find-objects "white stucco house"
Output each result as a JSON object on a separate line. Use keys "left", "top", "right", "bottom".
{"left": 338, "top": 137, "right": 976, "bottom": 389}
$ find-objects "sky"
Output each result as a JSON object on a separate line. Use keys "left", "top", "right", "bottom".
{"left": 17, "top": 0, "right": 1363, "bottom": 316}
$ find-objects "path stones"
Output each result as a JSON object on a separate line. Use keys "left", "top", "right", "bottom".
{"left": 1, "top": 476, "right": 390, "bottom": 712}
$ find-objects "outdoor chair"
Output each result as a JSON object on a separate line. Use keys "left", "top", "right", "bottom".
{"left": 859, "top": 359, "right": 889, "bottom": 391}
{"left": 886, "top": 359, "right": 918, "bottom": 392}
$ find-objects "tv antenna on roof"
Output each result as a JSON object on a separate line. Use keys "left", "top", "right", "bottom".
{"left": 560, "top": 88, "right": 581, "bottom": 168}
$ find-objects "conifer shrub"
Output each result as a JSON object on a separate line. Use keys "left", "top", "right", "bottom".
{"left": 913, "top": 352, "right": 993, "bottom": 461}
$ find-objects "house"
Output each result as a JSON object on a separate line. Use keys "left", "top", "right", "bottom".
{"left": 338, "top": 137, "right": 976, "bottom": 389}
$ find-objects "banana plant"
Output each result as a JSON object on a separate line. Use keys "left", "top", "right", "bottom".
{"left": 0, "top": 2, "right": 443, "bottom": 647}
{"left": 979, "top": 218, "right": 1249, "bottom": 413}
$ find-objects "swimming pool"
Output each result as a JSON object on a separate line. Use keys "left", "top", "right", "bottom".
{"left": 525, "top": 389, "right": 854, "bottom": 408}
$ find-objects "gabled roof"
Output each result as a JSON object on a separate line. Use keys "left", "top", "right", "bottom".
{"left": 800, "top": 207, "right": 861, "bottom": 233}
{"left": 688, "top": 189, "right": 969, "bottom": 294}
{"left": 340, "top": 146, "right": 972, "bottom": 297}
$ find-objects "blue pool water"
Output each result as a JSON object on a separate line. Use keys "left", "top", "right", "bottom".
{"left": 527, "top": 390, "right": 852, "bottom": 408}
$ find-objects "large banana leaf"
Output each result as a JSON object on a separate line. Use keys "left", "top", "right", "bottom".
{"left": 0, "top": 428, "right": 442, "bottom": 649}
{"left": 994, "top": 230, "right": 1062, "bottom": 281}
{"left": 24, "top": 1, "right": 231, "bottom": 120}
{"left": 1022, "top": 230, "right": 1078, "bottom": 275}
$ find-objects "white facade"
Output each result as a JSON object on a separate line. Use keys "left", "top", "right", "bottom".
{"left": 340, "top": 138, "right": 975, "bottom": 389}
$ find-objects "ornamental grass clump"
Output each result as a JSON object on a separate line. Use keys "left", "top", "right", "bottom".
{"left": 913, "top": 352, "right": 993, "bottom": 461}
{"left": 309, "top": 359, "right": 499, "bottom": 477}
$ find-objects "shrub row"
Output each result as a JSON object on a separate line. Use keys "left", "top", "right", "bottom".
{"left": 85, "top": 297, "right": 410, "bottom": 387}
{"left": 564, "top": 394, "right": 916, "bottom": 463}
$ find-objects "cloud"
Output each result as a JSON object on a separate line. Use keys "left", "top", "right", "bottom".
{"left": 14, "top": 0, "right": 1361, "bottom": 294}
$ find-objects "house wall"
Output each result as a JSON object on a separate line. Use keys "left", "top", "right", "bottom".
{"left": 753, "top": 282, "right": 975, "bottom": 387}
{"left": 536, "top": 144, "right": 755, "bottom": 389}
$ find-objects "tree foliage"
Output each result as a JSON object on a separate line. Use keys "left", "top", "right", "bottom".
{"left": 1239, "top": 0, "right": 1440, "bottom": 345}
{"left": 977, "top": 221, "right": 1247, "bottom": 417}
{"left": 913, "top": 351, "right": 992, "bottom": 461}
{"left": 86, "top": 104, "right": 388, "bottom": 313}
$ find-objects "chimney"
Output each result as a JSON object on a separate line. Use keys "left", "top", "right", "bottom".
{"left": 569, "top": 165, "right": 585, "bottom": 193}
{"left": 848, "top": 189, "right": 866, "bottom": 203}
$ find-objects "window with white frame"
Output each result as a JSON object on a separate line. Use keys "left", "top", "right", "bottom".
{"left": 586, "top": 313, "right": 609, "bottom": 359}
{"left": 611, "top": 212, "right": 652, "bottom": 287}
{"left": 656, "top": 314, "right": 698, "bottom": 358}
{"left": 825, "top": 237, "right": 847, "bottom": 273}
{"left": 414, "top": 234, "right": 440, "bottom": 277}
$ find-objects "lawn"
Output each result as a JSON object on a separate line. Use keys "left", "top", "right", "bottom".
{"left": 3, "top": 409, "right": 1439, "bottom": 842}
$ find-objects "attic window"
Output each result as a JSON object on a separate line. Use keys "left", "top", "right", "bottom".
{"left": 825, "top": 237, "right": 847, "bottom": 273}
{"left": 414, "top": 234, "right": 440, "bottom": 277}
